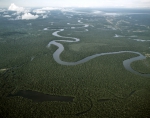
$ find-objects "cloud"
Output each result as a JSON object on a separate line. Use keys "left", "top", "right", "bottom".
{"left": 33, "top": 9, "right": 46, "bottom": 14}
{"left": 32, "top": 8, "right": 51, "bottom": 19}
{"left": 104, "top": 13, "right": 120, "bottom": 16}
{"left": 3, "top": 15, "right": 11, "bottom": 17}
{"left": 93, "top": 11, "right": 104, "bottom": 14}
{"left": 41, "top": 7, "right": 61, "bottom": 10}
{"left": 0, "top": 9, "right": 6, "bottom": 12}
{"left": 8, "top": 3, "right": 24, "bottom": 12}
{"left": 1, "top": 0, "right": 150, "bottom": 8}
{"left": 8, "top": 15, "right": 22, "bottom": 20}
{"left": 3, "top": 11, "right": 8, "bottom": 14}
{"left": 22, "top": 13, "right": 38, "bottom": 20}
{"left": 43, "top": 15, "right": 48, "bottom": 18}
{"left": 16, "top": 15, "right": 22, "bottom": 20}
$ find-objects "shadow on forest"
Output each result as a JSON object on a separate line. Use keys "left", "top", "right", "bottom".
{"left": 8, "top": 90, "right": 74, "bottom": 102}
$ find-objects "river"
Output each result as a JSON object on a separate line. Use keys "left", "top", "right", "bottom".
{"left": 47, "top": 29, "right": 150, "bottom": 77}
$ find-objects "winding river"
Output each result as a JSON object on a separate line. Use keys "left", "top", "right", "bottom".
{"left": 47, "top": 29, "right": 150, "bottom": 77}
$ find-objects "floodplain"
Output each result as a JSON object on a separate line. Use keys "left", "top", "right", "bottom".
{"left": 0, "top": 8, "right": 150, "bottom": 117}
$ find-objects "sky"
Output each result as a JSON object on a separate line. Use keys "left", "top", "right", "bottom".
{"left": 0, "top": 0, "right": 150, "bottom": 8}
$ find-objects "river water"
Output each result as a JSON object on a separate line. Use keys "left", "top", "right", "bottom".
{"left": 47, "top": 29, "right": 150, "bottom": 77}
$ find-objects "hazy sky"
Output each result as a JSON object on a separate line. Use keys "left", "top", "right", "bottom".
{"left": 0, "top": 0, "right": 150, "bottom": 8}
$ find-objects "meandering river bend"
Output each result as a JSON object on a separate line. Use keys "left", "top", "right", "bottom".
{"left": 47, "top": 29, "right": 150, "bottom": 77}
